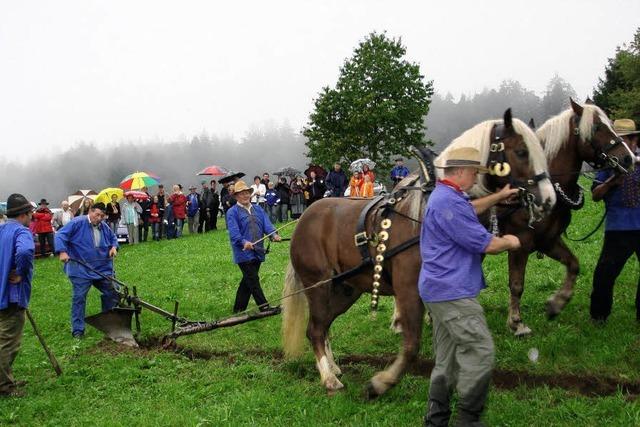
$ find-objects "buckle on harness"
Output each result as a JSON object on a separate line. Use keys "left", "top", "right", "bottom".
{"left": 354, "top": 232, "right": 369, "bottom": 247}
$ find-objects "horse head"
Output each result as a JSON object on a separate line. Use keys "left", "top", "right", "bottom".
{"left": 568, "top": 98, "right": 634, "bottom": 174}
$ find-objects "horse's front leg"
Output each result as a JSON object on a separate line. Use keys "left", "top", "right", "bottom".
{"left": 507, "top": 250, "right": 533, "bottom": 336}
{"left": 366, "top": 284, "right": 424, "bottom": 399}
{"left": 543, "top": 238, "right": 579, "bottom": 318}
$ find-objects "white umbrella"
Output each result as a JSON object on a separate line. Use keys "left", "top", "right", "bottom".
{"left": 67, "top": 189, "right": 98, "bottom": 212}
{"left": 349, "top": 158, "right": 376, "bottom": 173}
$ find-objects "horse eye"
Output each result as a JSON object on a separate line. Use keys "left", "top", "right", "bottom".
{"left": 516, "top": 149, "right": 528, "bottom": 158}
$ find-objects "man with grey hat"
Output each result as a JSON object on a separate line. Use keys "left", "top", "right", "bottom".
{"left": 421, "top": 147, "right": 521, "bottom": 426}
{"left": 591, "top": 118, "right": 640, "bottom": 322}
{"left": 0, "top": 194, "right": 35, "bottom": 397}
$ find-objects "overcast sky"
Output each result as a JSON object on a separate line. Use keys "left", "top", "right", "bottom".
{"left": 1, "top": 0, "right": 638, "bottom": 163}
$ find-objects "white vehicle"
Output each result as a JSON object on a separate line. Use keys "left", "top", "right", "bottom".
{"left": 343, "top": 181, "right": 387, "bottom": 197}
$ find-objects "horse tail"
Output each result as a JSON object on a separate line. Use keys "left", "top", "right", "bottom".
{"left": 282, "top": 261, "right": 308, "bottom": 359}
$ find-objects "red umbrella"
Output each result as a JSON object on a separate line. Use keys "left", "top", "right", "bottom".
{"left": 197, "top": 165, "right": 229, "bottom": 176}
{"left": 124, "top": 190, "right": 151, "bottom": 201}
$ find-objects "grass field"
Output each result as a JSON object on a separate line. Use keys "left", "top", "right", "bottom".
{"left": 2, "top": 191, "right": 640, "bottom": 426}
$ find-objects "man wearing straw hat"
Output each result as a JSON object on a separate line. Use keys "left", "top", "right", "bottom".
{"left": 0, "top": 194, "right": 35, "bottom": 397}
{"left": 226, "top": 180, "right": 281, "bottom": 314}
{"left": 421, "top": 147, "right": 521, "bottom": 426}
{"left": 591, "top": 118, "right": 640, "bottom": 323}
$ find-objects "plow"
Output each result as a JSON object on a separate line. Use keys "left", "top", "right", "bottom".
{"left": 73, "top": 258, "right": 282, "bottom": 348}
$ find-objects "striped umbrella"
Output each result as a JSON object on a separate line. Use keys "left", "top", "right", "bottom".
{"left": 120, "top": 171, "right": 161, "bottom": 190}
{"left": 67, "top": 189, "right": 98, "bottom": 213}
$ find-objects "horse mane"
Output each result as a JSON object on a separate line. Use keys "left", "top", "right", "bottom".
{"left": 435, "top": 118, "right": 547, "bottom": 197}
{"left": 537, "top": 104, "right": 614, "bottom": 161}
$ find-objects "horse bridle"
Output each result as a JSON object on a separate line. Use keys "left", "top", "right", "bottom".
{"left": 572, "top": 114, "right": 629, "bottom": 174}
{"left": 488, "top": 123, "right": 548, "bottom": 225}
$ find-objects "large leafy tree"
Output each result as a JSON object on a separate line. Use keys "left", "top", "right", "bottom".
{"left": 540, "top": 74, "right": 577, "bottom": 121}
{"left": 593, "top": 28, "right": 640, "bottom": 122}
{"left": 303, "top": 32, "right": 433, "bottom": 171}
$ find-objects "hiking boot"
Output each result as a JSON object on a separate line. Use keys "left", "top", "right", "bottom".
{"left": 0, "top": 388, "right": 25, "bottom": 398}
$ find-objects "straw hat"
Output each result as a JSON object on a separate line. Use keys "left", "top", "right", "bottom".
{"left": 613, "top": 119, "right": 640, "bottom": 136}
{"left": 232, "top": 180, "right": 254, "bottom": 195}
{"left": 436, "top": 147, "right": 489, "bottom": 172}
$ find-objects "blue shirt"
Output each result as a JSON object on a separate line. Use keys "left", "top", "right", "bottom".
{"left": 390, "top": 165, "right": 410, "bottom": 181}
{"left": 595, "top": 169, "right": 640, "bottom": 231}
{"left": 0, "top": 220, "right": 35, "bottom": 309}
{"left": 418, "top": 183, "right": 493, "bottom": 303}
{"left": 226, "top": 204, "right": 276, "bottom": 264}
{"left": 54, "top": 216, "right": 119, "bottom": 279}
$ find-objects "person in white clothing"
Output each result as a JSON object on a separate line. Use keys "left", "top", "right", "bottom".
{"left": 250, "top": 176, "right": 267, "bottom": 208}
{"left": 52, "top": 200, "right": 74, "bottom": 230}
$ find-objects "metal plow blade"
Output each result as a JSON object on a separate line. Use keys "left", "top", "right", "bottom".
{"left": 85, "top": 307, "right": 139, "bottom": 347}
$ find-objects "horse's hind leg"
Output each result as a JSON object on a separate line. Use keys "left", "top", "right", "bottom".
{"left": 367, "top": 283, "right": 424, "bottom": 399}
{"left": 543, "top": 239, "right": 579, "bottom": 318}
{"left": 507, "top": 250, "right": 533, "bottom": 336}
{"left": 307, "top": 283, "right": 362, "bottom": 394}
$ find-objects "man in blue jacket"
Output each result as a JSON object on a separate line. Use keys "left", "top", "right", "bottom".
{"left": 226, "top": 180, "right": 281, "bottom": 314}
{"left": 54, "top": 202, "right": 120, "bottom": 338}
{"left": 0, "top": 193, "right": 35, "bottom": 397}
{"left": 325, "top": 163, "right": 348, "bottom": 197}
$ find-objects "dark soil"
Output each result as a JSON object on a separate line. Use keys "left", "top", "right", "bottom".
{"left": 127, "top": 337, "right": 640, "bottom": 399}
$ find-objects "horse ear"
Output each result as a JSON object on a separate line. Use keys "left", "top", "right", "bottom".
{"left": 585, "top": 97, "right": 594, "bottom": 105}
{"left": 570, "top": 98, "right": 583, "bottom": 115}
{"left": 528, "top": 118, "right": 536, "bottom": 129}
{"left": 504, "top": 108, "right": 513, "bottom": 129}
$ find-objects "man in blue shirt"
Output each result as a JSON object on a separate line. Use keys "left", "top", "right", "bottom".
{"left": 421, "top": 147, "right": 520, "bottom": 427}
{"left": 390, "top": 158, "right": 410, "bottom": 187}
{"left": 54, "top": 202, "right": 119, "bottom": 338}
{"left": 226, "top": 180, "right": 281, "bottom": 314}
{"left": 590, "top": 119, "right": 640, "bottom": 322}
{"left": 0, "top": 193, "right": 35, "bottom": 397}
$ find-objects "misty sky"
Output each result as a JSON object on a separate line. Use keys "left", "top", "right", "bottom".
{"left": 1, "top": 0, "right": 639, "bottom": 163}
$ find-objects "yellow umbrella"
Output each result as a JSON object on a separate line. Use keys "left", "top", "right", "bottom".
{"left": 96, "top": 187, "right": 124, "bottom": 204}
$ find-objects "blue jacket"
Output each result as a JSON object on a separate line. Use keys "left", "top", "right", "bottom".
{"left": 187, "top": 193, "right": 200, "bottom": 217}
{"left": 265, "top": 189, "right": 279, "bottom": 206}
{"left": 390, "top": 165, "right": 410, "bottom": 181}
{"left": 0, "top": 220, "right": 35, "bottom": 309}
{"left": 226, "top": 204, "right": 276, "bottom": 264}
{"left": 54, "top": 216, "right": 119, "bottom": 280}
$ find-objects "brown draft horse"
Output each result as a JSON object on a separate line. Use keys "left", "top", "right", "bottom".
{"left": 494, "top": 99, "right": 635, "bottom": 336}
{"left": 282, "top": 110, "right": 554, "bottom": 396}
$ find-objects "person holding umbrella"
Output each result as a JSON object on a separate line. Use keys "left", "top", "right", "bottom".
{"left": 226, "top": 180, "right": 281, "bottom": 313}
{"left": 105, "top": 194, "right": 121, "bottom": 234}
{"left": 54, "top": 203, "right": 119, "bottom": 339}
{"left": 0, "top": 193, "right": 34, "bottom": 397}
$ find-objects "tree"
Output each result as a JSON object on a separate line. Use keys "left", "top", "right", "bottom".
{"left": 593, "top": 28, "right": 640, "bottom": 123}
{"left": 303, "top": 32, "right": 433, "bottom": 171}
{"left": 540, "top": 74, "right": 577, "bottom": 120}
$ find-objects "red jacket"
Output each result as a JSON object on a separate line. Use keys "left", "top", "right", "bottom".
{"left": 32, "top": 208, "right": 54, "bottom": 234}
{"left": 149, "top": 203, "right": 161, "bottom": 223}
{"left": 169, "top": 193, "right": 187, "bottom": 219}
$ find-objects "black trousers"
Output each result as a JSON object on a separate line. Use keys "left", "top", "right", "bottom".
{"left": 38, "top": 232, "right": 54, "bottom": 256}
{"left": 591, "top": 230, "right": 640, "bottom": 320}
{"left": 208, "top": 205, "right": 219, "bottom": 230}
{"left": 197, "top": 209, "right": 208, "bottom": 233}
{"left": 233, "top": 260, "right": 268, "bottom": 313}
{"left": 138, "top": 217, "right": 150, "bottom": 242}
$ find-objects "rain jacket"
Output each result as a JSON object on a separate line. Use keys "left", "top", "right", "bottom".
{"left": 0, "top": 220, "right": 34, "bottom": 309}
{"left": 226, "top": 203, "right": 276, "bottom": 264}
{"left": 169, "top": 193, "right": 187, "bottom": 219}
{"left": 32, "top": 208, "right": 54, "bottom": 234}
{"left": 54, "top": 216, "right": 118, "bottom": 280}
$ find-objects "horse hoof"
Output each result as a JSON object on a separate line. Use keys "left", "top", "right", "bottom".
{"left": 545, "top": 299, "right": 561, "bottom": 319}
{"left": 390, "top": 321, "right": 403, "bottom": 334}
{"left": 324, "top": 377, "right": 344, "bottom": 395}
{"left": 514, "top": 323, "right": 532, "bottom": 337}
{"left": 364, "top": 382, "right": 381, "bottom": 400}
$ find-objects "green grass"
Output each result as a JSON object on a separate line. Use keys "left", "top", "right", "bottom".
{"left": 2, "top": 190, "right": 640, "bottom": 426}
